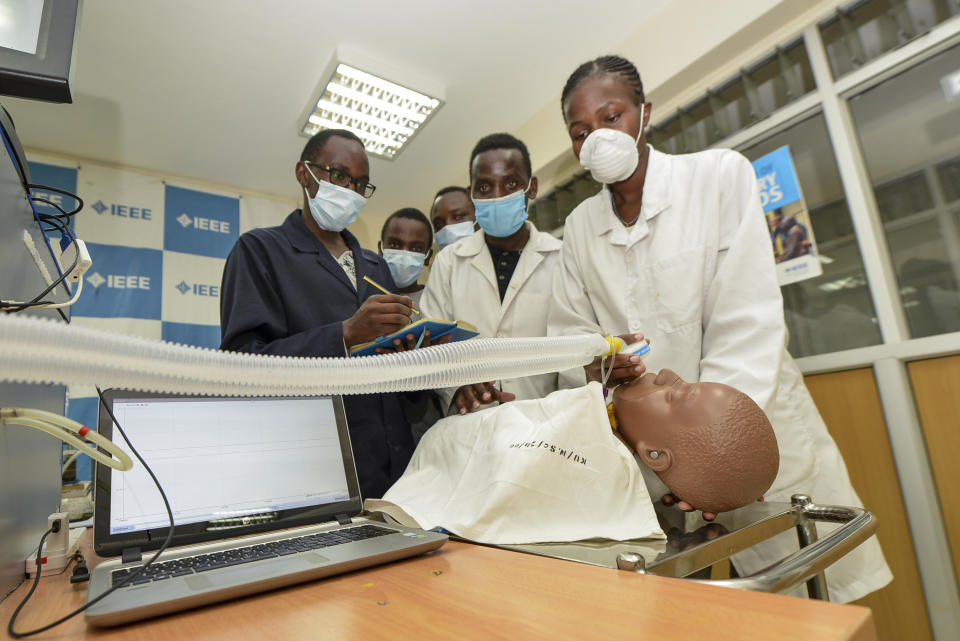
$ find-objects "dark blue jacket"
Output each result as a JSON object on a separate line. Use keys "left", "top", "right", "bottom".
{"left": 219, "top": 210, "right": 414, "bottom": 498}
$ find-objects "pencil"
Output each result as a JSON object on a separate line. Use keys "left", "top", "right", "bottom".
{"left": 363, "top": 275, "right": 421, "bottom": 314}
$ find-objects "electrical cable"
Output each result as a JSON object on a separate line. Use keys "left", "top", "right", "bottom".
{"left": 32, "top": 277, "right": 82, "bottom": 310}
{"left": 0, "top": 237, "right": 79, "bottom": 312}
{"left": 5, "top": 387, "right": 176, "bottom": 638}
{"left": 24, "top": 188, "right": 75, "bottom": 297}
{"left": 24, "top": 184, "right": 83, "bottom": 217}
{"left": 6, "top": 526, "right": 56, "bottom": 638}
{"left": 20, "top": 183, "right": 83, "bottom": 317}
{"left": 69, "top": 552, "right": 89, "bottom": 584}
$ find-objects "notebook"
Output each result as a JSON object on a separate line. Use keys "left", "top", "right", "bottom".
{"left": 349, "top": 318, "right": 478, "bottom": 356}
{"left": 85, "top": 390, "right": 447, "bottom": 627}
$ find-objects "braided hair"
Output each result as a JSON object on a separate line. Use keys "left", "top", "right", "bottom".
{"left": 561, "top": 55, "right": 645, "bottom": 121}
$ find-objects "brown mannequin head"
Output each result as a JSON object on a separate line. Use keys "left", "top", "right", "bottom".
{"left": 612, "top": 369, "right": 779, "bottom": 514}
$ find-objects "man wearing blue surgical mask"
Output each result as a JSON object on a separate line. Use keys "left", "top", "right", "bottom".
{"left": 421, "top": 133, "right": 576, "bottom": 415}
{"left": 430, "top": 186, "right": 476, "bottom": 252}
{"left": 220, "top": 129, "right": 421, "bottom": 498}
{"left": 378, "top": 207, "right": 433, "bottom": 306}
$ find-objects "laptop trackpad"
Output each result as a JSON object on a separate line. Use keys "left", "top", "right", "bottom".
{"left": 184, "top": 553, "right": 330, "bottom": 591}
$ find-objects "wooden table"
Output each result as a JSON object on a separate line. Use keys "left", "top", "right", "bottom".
{"left": 1, "top": 530, "right": 877, "bottom": 641}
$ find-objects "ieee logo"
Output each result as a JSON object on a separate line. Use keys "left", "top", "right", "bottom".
{"left": 90, "top": 200, "right": 152, "bottom": 219}
{"left": 176, "top": 212, "right": 231, "bottom": 233}
{"left": 86, "top": 272, "right": 106, "bottom": 288}
{"left": 164, "top": 185, "right": 239, "bottom": 259}
{"left": 175, "top": 280, "right": 219, "bottom": 297}
{"left": 86, "top": 271, "right": 151, "bottom": 290}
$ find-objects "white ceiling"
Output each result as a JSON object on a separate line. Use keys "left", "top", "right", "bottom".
{"left": 5, "top": 0, "right": 672, "bottom": 220}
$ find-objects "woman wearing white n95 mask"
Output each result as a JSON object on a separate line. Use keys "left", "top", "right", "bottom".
{"left": 547, "top": 55, "right": 891, "bottom": 603}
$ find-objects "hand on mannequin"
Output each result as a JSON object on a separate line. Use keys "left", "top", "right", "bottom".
{"left": 584, "top": 333, "right": 647, "bottom": 386}
{"left": 374, "top": 329, "right": 452, "bottom": 354}
{"left": 342, "top": 294, "right": 414, "bottom": 348}
{"left": 451, "top": 383, "right": 516, "bottom": 415}
{"left": 660, "top": 493, "right": 766, "bottom": 522}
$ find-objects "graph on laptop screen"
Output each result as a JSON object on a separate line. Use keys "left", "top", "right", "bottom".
{"left": 108, "top": 397, "right": 349, "bottom": 534}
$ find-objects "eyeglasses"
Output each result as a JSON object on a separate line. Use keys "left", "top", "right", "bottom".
{"left": 304, "top": 161, "right": 376, "bottom": 198}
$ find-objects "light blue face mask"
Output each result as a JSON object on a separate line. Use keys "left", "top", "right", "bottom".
{"left": 435, "top": 220, "right": 475, "bottom": 251}
{"left": 382, "top": 249, "right": 426, "bottom": 288}
{"left": 303, "top": 166, "right": 367, "bottom": 232}
{"left": 473, "top": 185, "right": 529, "bottom": 238}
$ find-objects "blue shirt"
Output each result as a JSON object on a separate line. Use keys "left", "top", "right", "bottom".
{"left": 219, "top": 210, "right": 415, "bottom": 498}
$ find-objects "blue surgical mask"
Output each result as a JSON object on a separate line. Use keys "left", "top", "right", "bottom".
{"left": 303, "top": 166, "right": 367, "bottom": 232}
{"left": 382, "top": 249, "right": 426, "bottom": 288}
{"left": 435, "top": 220, "right": 475, "bottom": 250}
{"left": 473, "top": 185, "right": 530, "bottom": 238}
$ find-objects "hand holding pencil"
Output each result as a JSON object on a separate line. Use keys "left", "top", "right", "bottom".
{"left": 342, "top": 287, "right": 417, "bottom": 348}
{"left": 363, "top": 276, "right": 420, "bottom": 315}
{"left": 357, "top": 276, "right": 452, "bottom": 353}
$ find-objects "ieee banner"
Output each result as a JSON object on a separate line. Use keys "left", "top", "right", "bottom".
{"left": 161, "top": 251, "right": 224, "bottom": 326}
{"left": 73, "top": 243, "right": 163, "bottom": 319}
{"left": 77, "top": 164, "right": 164, "bottom": 250}
{"left": 164, "top": 185, "right": 240, "bottom": 259}
{"left": 27, "top": 156, "right": 293, "bottom": 482}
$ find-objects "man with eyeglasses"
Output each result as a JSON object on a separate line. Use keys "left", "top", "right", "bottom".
{"left": 220, "top": 128, "right": 419, "bottom": 498}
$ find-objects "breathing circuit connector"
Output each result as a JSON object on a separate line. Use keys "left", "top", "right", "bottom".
{"left": 602, "top": 336, "right": 651, "bottom": 358}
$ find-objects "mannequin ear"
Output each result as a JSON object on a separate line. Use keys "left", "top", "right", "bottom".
{"left": 637, "top": 442, "right": 672, "bottom": 472}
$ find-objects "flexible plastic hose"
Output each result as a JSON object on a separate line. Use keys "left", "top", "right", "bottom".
{"left": 0, "top": 408, "right": 133, "bottom": 470}
{"left": 0, "top": 314, "right": 610, "bottom": 396}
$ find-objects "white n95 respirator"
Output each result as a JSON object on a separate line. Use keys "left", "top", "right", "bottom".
{"left": 577, "top": 105, "right": 645, "bottom": 185}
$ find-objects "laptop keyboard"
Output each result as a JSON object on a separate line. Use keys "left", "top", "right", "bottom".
{"left": 110, "top": 524, "right": 396, "bottom": 586}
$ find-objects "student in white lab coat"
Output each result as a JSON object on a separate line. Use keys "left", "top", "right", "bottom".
{"left": 421, "top": 133, "right": 566, "bottom": 415}
{"left": 548, "top": 55, "right": 892, "bottom": 602}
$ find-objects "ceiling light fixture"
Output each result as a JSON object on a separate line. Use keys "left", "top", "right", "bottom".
{"left": 301, "top": 62, "right": 442, "bottom": 160}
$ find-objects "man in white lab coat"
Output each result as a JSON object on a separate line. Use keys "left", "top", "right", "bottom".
{"left": 420, "top": 133, "right": 568, "bottom": 415}
{"left": 548, "top": 54, "right": 891, "bottom": 602}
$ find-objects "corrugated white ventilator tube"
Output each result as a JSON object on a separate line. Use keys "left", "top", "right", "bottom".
{"left": 0, "top": 314, "right": 610, "bottom": 396}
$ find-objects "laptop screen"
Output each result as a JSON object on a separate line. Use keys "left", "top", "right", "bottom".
{"left": 105, "top": 396, "right": 352, "bottom": 535}
{"left": 95, "top": 390, "right": 359, "bottom": 556}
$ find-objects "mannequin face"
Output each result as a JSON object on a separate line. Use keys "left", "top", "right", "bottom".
{"left": 612, "top": 369, "right": 779, "bottom": 514}
{"left": 613, "top": 369, "right": 733, "bottom": 462}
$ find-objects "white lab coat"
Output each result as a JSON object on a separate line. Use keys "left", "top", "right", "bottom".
{"left": 549, "top": 145, "right": 892, "bottom": 603}
{"left": 421, "top": 221, "right": 571, "bottom": 410}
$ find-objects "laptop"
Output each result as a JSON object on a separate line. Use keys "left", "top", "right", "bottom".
{"left": 85, "top": 390, "right": 447, "bottom": 627}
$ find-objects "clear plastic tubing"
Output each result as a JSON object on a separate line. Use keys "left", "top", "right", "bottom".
{"left": 0, "top": 314, "right": 610, "bottom": 397}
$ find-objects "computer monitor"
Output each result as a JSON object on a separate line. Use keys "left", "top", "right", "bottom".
{"left": 0, "top": 0, "right": 81, "bottom": 103}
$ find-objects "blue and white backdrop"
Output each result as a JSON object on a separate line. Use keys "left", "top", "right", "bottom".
{"left": 28, "top": 154, "right": 294, "bottom": 481}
